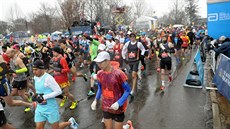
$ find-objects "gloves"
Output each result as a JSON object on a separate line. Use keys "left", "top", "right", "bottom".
{"left": 110, "top": 102, "right": 119, "bottom": 110}
{"left": 53, "top": 67, "right": 62, "bottom": 72}
{"left": 91, "top": 100, "right": 97, "bottom": 110}
{"left": 36, "top": 95, "right": 45, "bottom": 103}
{"left": 32, "top": 94, "right": 46, "bottom": 104}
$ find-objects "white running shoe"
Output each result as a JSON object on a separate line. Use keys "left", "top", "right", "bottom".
{"left": 68, "top": 117, "right": 79, "bottom": 129}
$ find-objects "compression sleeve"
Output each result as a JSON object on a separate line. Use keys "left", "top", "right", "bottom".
{"left": 117, "top": 81, "right": 131, "bottom": 106}
{"left": 43, "top": 75, "right": 62, "bottom": 100}
{"left": 15, "top": 67, "right": 28, "bottom": 74}
{"left": 95, "top": 81, "right": 102, "bottom": 100}
{"left": 60, "top": 58, "right": 70, "bottom": 73}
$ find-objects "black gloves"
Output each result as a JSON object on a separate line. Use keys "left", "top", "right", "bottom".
{"left": 32, "top": 94, "right": 46, "bottom": 104}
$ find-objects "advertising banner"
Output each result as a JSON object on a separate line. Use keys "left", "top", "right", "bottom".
{"left": 195, "top": 50, "right": 204, "bottom": 85}
{"left": 207, "top": 1, "right": 230, "bottom": 39}
{"left": 213, "top": 54, "right": 230, "bottom": 101}
{"left": 184, "top": 49, "right": 204, "bottom": 88}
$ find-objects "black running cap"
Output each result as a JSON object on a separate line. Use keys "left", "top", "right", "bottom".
{"left": 33, "top": 60, "right": 45, "bottom": 69}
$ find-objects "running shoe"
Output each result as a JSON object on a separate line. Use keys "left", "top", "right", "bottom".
{"left": 60, "top": 96, "right": 67, "bottom": 107}
{"left": 24, "top": 107, "right": 31, "bottom": 112}
{"left": 70, "top": 101, "right": 78, "bottom": 110}
{"left": 83, "top": 74, "right": 88, "bottom": 82}
{"left": 87, "top": 90, "right": 95, "bottom": 96}
{"left": 28, "top": 91, "right": 35, "bottom": 102}
{"left": 68, "top": 117, "right": 79, "bottom": 129}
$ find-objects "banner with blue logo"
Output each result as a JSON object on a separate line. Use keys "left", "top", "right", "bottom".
{"left": 70, "top": 26, "right": 92, "bottom": 36}
{"left": 207, "top": 1, "right": 230, "bottom": 39}
{"left": 213, "top": 54, "right": 230, "bottom": 101}
{"left": 184, "top": 49, "right": 204, "bottom": 88}
{"left": 195, "top": 50, "right": 204, "bottom": 85}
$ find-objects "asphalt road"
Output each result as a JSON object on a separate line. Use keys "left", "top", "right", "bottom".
{"left": 4, "top": 50, "right": 213, "bottom": 129}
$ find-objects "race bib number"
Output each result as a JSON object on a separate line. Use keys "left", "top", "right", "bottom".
{"left": 161, "top": 53, "right": 168, "bottom": 58}
{"left": 128, "top": 52, "right": 136, "bottom": 59}
{"left": 103, "top": 88, "right": 114, "bottom": 98}
{"left": 115, "top": 55, "right": 120, "bottom": 60}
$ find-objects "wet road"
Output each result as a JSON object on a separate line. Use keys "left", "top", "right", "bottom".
{"left": 5, "top": 50, "right": 213, "bottom": 129}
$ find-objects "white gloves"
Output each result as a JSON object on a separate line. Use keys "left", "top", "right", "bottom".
{"left": 91, "top": 100, "right": 97, "bottom": 110}
{"left": 110, "top": 102, "right": 119, "bottom": 110}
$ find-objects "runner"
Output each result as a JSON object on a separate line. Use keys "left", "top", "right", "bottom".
{"left": 158, "top": 36, "right": 173, "bottom": 91}
{"left": 51, "top": 46, "right": 77, "bottom": 110}
{"left": 91, "top": 51, "right": 131, "bottom": 129}
{"left": 6, "top": 48, "right": 32, "bottom": 112}
{"left": 32, "top": 60, "right": 78, "bottom": 129}
{"left": 122, "top": 33, "right": 145, "bottom": 101}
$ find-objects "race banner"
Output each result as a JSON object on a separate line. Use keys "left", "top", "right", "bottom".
{"left": 213, "top": 54, "right": 230, "bottom": 101}
{"left": 184, "top": 49, "right": 204, "bottom": 88}
{"left": 195, "top": 49, "right": 204, "bottom": 86}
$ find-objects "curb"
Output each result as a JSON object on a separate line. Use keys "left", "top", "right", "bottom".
{"left": 205, "top": 54, "right": 222, "bottom": 129}
{"left": 210, "top": 90, "right": 222, "bottom": 129}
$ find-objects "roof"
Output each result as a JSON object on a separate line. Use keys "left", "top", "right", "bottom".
{"left": 136, "top": 16, "right": 157, "bottom": 22}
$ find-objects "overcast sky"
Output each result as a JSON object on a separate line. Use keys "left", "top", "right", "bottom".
{"left": 0, "top": 0, "right": 207, "bottom": 21}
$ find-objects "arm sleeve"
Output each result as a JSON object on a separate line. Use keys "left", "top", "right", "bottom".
{"left": 138, "top": 42, "right": 146, "bottom": 56}
{"left": 43, "top": 75, "right": 62, "bottom": 100}
{"left": 122, "top": 42, "right": 128, "bottom": 59}
{"left": 60, "top": 58, "right": 70, "bottom": 73}
{"left": 15, "top": 67, "right": 28, "bottom": 74}
{"left": 95, "top": 81, "right": 102, "bottom": 100}
{"left": 117, "top": 81, "right": 131, "bottom": 106}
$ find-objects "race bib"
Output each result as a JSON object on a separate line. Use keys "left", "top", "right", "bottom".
{"left": 128, "top": 52, "right": 136, "bottom": 59}
{"left": 161, "top": 53, "right": 168, "bottom": 58}
{"left": 115, "top": 55, "right": 120, "bottom": 60}
{"left": 103, "top": 88, "right": 114, "bottom": 98}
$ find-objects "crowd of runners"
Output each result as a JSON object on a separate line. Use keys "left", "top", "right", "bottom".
{"left": 0, "top": 25, "right": 208, "bottom": 129}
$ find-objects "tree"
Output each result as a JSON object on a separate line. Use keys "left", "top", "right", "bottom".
{"left": 170, "top": 0, "right": 186, "bottom": 24}
{"left": 12, "top": 18, "right": 27, "bottom": 32}
{"left": 0, "top": 21, "right": 9, "bottom": 34}
{"left": 132, "top": 0, "right": 146, "bottom": 18}
{"left": 29, "top": 2, "right": 62, "bottom": 34}
{"left": 38, "top": 3, "right": 57, "bottom": 32}
{"left": 185, "top": 0, "right": 199, "bottom": 25}
{"left": 57, "top": 0, "right": 82, "bottom": 28}
{"left": 158, "top": 0, "right": 187, "bottom": 26}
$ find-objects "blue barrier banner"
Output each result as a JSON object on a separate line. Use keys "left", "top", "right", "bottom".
{"left": 195, "top": 49, "right": 204, "bottom": 85}
{"left": 70, "top": 26, "right": 92, "bottom": 35}
{"left": 213, "top": 54, "right": 230, "bottom": 101}
{"left": 207, "top": 1, "right": 230, "bottom": 39}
